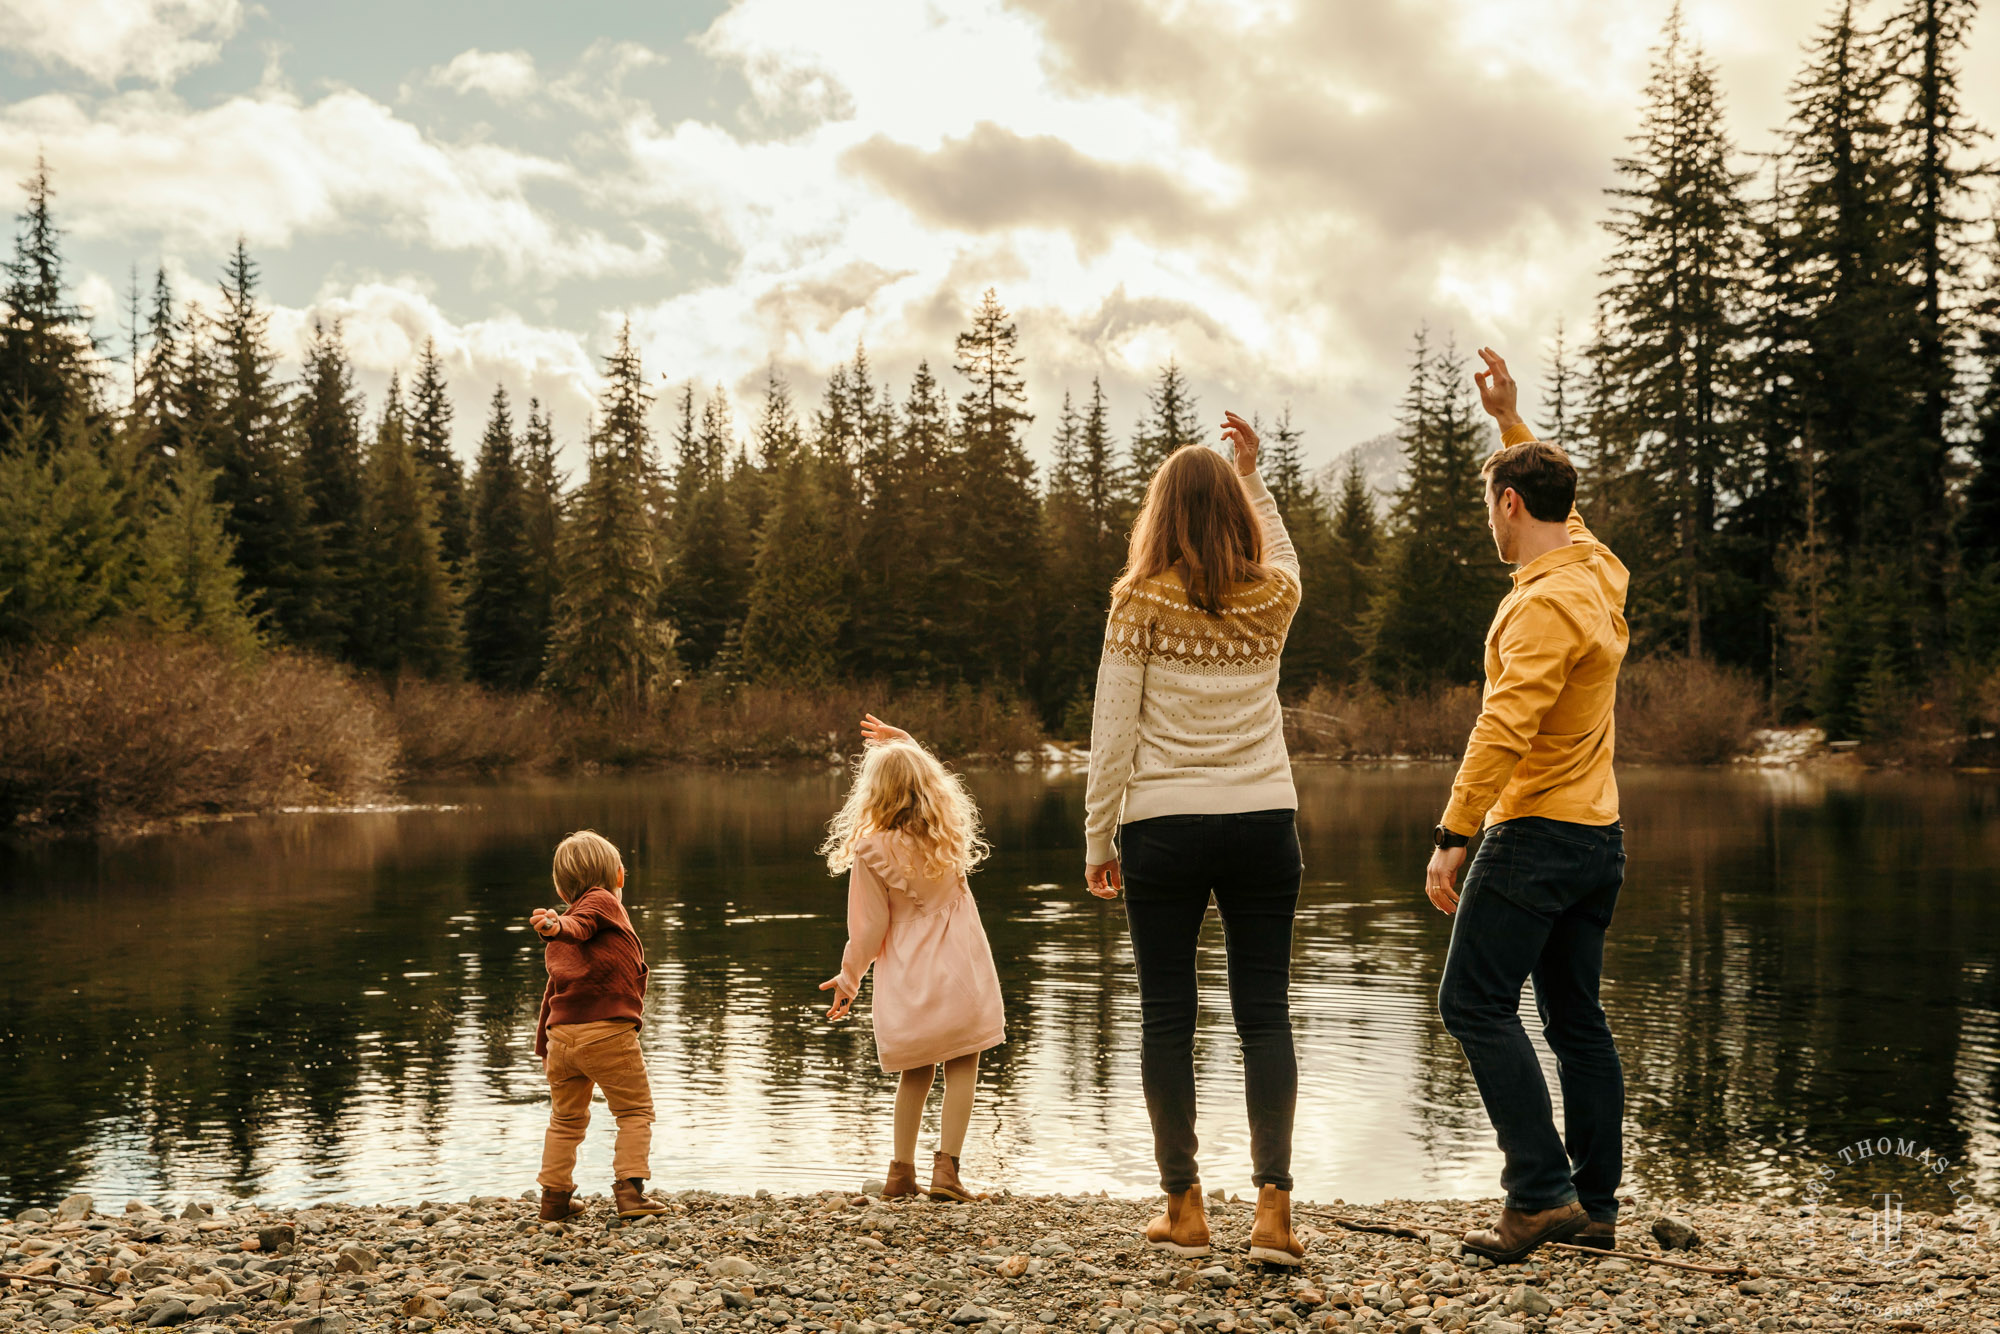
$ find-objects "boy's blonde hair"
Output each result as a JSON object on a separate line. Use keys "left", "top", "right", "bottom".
{"left": 552, "top": 829, "right": 623, "bottom": 903}
{"left": 819, "top": 741, "right": 989, "bottom": 880}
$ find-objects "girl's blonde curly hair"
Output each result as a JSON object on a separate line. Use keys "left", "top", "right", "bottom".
{"left": 819, "top": 740, "right": 989, "bottom": 880}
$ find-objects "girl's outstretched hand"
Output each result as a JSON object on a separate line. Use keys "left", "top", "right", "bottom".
{"left": 861, "top": 714, "right": 912, "bottom": 747}
{"left": 820, "top": 974, "right": 858, "bottom": 1021}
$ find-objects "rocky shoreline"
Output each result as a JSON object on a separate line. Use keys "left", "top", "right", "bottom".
{"left": 2, "top": 1189, "right": 1991, "bottom": 1334}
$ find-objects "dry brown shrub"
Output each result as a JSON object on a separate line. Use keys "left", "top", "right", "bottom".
{"left": 1616, "top": 655, "right": 1764, "bottom": 764}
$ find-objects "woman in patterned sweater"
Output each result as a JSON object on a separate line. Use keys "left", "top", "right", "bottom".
{"left": 1084, "top": 412, "right": 1306, "bottom": 1266}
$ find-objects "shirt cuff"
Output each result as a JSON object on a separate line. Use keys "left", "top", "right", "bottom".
{"left": 1086, "top": 832, "right": 1118, "bottom": 867}
{"left": 1499, "top": 422, "right": 1537, "bottom": 447}
{"left": 1439, "top": 800, "right": 1484, "bottom": 838}
{"left": 1238, "top": 466, "right": 1272, "bottom": 499}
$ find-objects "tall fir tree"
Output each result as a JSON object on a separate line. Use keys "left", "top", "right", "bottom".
{"left": 1129, "top": 358, "right": 1201, "bottom": 485}
{"left": 295, "top": 319, "right": 367, "bottom": 658}
{"left": 741, "top": 454, "right": 848, "bottom": 684}
{"left": 518, "top": 398, "right": 564, "bottom": 682}
{"left": 127, "top": 445, "right": 260, "bottom": 655}
{"left": 207, "top": 239, "right": 326, "bottom": 648}
{"left": 665, "top": 384, "right": 753, "bottom": 671}
{"left": 947, "top": 287, "right": 1041, "bottom": 684}
{"left": 1366, "top": 331, "right": 1509, "bottom": 690}
{"left": 356, "top": 374, "right": 459, "bottom": 677}
{"left": 545, "top": 324, "right": 676, "bottom": 705}
{"left": 464, "top": 385, "right": 544, "bottom": 688}
{"left": 1587, "top": 4, "right": 1756, "bottom": 660}
{"left": 851, "top": 359, "right": 955, "bottom": 681}
{"left": 408, "top": 338, "right": 466, "bottom": 572}
{"left": 0, "top": 408, "right": 129, "bottom": 644}
{"left": 0, "top": 157, "right": 97, "bottom": 449}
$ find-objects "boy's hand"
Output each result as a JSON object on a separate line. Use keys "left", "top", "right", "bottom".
{"left": 530, "top": 908, "right": 561, "bottom": 938}
{"left": 1474, "top": 347, "right": 1525, "bottom": 433}
{"left": 861, "top": 714, "right": 912, "bottom": 747}
{"left": 819, "top": 974, "right": 858, "bottom": 1021}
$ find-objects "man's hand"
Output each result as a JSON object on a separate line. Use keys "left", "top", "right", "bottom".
{"left": 1221, "top": 412, "right": 1259, "bottom": 476}
{"left": 861, "top": 713, "right": 912, "bottom": 747}
{"left": 1086, "top": 859, "right": 1123, "bottom": 900}
{"left": 1425, "top": 846, "right": 1467, "bottom": 915}
{"left": 819, "top": 974, "right": 858, "bottom": 1021}
{"left": 530, "top": 907, "right": 561, "bottom": 938}
{"left": 1473, "top": 347, "right": 1525, "bottom": 434}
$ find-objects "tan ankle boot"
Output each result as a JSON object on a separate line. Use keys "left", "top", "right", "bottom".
{"left": 1248, "top": 1183, "right": 1304, "bottom": 1266}
{"left": 611, "top": 1178, "right": 668, "bottom": 1218}
{"left": 1462, "top": 1201, "right": 1587, "bottom": 1263}
{"left": 1145, "top": 1184, "right": 1212, "bottom": 1257}
{"left": 538, "top": 1188, "right": 587, "bottom": 1223}
{"left": 881, "top": 1159, "right": 919, "bottom": 1198}
{"left": 929, "top": 1151, "right": 983, "bottom": 1202}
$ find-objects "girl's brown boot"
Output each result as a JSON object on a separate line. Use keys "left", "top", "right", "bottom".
{"left": 929, "top": 1151, "right": 984, "bottom": 1202}
{"left": 882, "top": 1159, "right": 920, "bottom": 1198}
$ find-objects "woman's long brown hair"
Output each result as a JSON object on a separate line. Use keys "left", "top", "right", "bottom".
{"left": 1112, "top": 445, "right": 1269, "bottom": 615}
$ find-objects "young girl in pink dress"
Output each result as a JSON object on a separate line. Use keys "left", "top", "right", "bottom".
{"left": 819, "top": 714, "right": 1006, "bottom": 1202}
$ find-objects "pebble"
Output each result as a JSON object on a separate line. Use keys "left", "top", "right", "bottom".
{"left": 0, "top": 1190, "right": 1987, "bottom": 1334}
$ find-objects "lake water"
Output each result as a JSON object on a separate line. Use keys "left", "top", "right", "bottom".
{"left": 0, "top": 764, "right": 1994, "bottom": 1216}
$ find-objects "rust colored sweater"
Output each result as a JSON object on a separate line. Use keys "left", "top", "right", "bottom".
{"left": 534, "top": 888, "right": 649, "bottom": 1057}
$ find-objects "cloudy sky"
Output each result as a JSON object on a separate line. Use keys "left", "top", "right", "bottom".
{"left": 0, "top": 0, "right": 1994, "bottom": 475}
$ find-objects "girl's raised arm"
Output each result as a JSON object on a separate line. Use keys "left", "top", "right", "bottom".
{"left": 861, "top": 714, "right": 913, "bottom": 747}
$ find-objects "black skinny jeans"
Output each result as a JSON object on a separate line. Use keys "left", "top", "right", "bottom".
{"left": 1438, "top": 816, "right": 1626, "bottom": 1221}
{"left": 1121, "top": 809, "right": 1302, "bottom": 1194}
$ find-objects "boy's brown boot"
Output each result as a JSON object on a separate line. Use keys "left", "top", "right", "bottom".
{"left": 929, "top": 1151, "right": 984, "bottom": 1202}
{"left": 1144, "top": 1184, "right": 1212, "bottom": 1257}
{"left": 882, "top": 1160, "right": 920, "bottom": 1198}
{"left": 612, "top": 1178, "right": 668, "bottom": 1218}
{"left": 539, "top": 1188, "right": 587, "bottom": 1223}
{"left": 1248, "top": 1183, "right": 1304, "bottom": 1266}
{"left": 1575, "top": 1219, "right": 1616, "bottom": 1251}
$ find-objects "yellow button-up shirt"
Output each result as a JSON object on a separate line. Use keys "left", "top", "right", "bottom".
{"left": 1439, "top": 423, "right": 1630, "bottom": 837}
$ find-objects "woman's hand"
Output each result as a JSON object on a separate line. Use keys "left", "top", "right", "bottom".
{"left": 820, "top": 974, "right": 858, "bottom": 1020}
{"left": 530, "top": 907, "right": 561, "bottom": 938}
{"left": 1086, "top": 859, "right": 1123, "bottom": 900}
{"left": 1221, "top": 412, "right": 1259, "bottom": 476}
{"left": 861, "top": 714, "right": 912, "bottom": 747}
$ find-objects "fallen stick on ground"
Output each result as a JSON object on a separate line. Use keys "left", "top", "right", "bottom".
{"left": 1298, "top": 1211, "right": 1897, "bottom": 1286}
{"left": 0, "top": 1271, "right": 117, "bottom": 1296}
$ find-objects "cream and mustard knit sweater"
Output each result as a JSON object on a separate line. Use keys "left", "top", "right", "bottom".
{"left": 1084, "top": 467, "right": 1302, "bottom": 866}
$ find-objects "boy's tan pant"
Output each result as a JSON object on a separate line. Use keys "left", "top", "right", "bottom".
{"left": 538, "top": 1020, "right": 654, "bottom": 1191}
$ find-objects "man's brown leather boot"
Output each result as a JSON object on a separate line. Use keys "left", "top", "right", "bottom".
{"left": 1144, "top": 1184, "right": 1212, "bottom": 1257}
{"left": 1575, "top": 1219, "right": 1616, "bottom": 1251}
{"left": 929, "top": 1152, "right": 984, "bottom": 1202}
{"left": 539, "top": 1188, "right": 587, "bottom": 1223}
{"left": 612, "top": 1178, "right": 668, "bottom": 1218}
{"left": 1247, "top": 1183, "right": 1304, "bottom": 1266}
{"left": 1461, "top": 1201, "right": 1587, "bottom": 1263}
{"left": 882, "top": 1159, "right": 920, "bottom": 1198}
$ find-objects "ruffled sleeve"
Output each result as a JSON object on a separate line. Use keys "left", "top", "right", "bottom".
{"left": 855, "top": 833, "right": 924, "bottom": 906}
{"left": 838, "top": 851, "right": 893, "bottom": 992}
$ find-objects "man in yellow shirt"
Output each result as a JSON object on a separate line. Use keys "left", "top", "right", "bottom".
{"left": 1424, "top": 347, "right": 1630, "bottom": 1264}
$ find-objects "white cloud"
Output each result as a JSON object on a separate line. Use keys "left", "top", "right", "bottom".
{"left": 429, "top": 49, "right": 539, "bottom": 102}
{"left": 0, "top": 0, "right": 243, "bottom": 87}
{"left": 0, "top": 87, "right": 667, "bottom": 283}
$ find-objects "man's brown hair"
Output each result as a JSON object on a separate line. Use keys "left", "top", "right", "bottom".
{"left": 1482, "top": 440, "right": 1577, "bottom": 523}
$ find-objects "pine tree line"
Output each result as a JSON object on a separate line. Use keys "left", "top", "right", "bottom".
{"left": 6, "top": 0, "right": 2000, "bottom": 744}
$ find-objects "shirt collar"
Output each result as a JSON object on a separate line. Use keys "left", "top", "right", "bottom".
{"left": 1512, "top": 540, "right": 1591, "bottom": 589}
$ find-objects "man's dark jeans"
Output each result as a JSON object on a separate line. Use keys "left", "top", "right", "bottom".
{"left": 1121, "top": 809, "right": 1302, "bottom": 1194}
{"left": 1439, "top": 815, "right": 1626, "bottom": 1222}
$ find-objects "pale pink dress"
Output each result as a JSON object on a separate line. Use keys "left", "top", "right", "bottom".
{"left": 837, "top": 830, "right": 1006, "bottom": 1073}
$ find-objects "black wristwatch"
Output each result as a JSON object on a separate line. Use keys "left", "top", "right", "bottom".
{"left": 1432, "top": 824, "right": 1470, "bottom": 850}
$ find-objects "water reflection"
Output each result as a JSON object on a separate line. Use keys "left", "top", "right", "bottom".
{"left": 1, "top": 765, "right": 1995, "bottom": 1214}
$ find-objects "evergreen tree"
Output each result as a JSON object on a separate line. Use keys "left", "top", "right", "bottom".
{"left": 130, "top": 267, "right": 182, "bottom": 461}
{"left": 356, "top": 374, "right": 459, "bottom": 677}
{"left": 1130, "top": 357, "right": 1201, "bottom": 484}
{"left": 1366, "top": 331, "right": 1508, "bottom": 689}
{"left": 947, "top": 287, "right": 1040, "bottom": 684}
{"left": 127, "top": 445, "right": 260, "bottom": 655}
{"left": 1265, "top": 405, "right": 1310, "bottom": 517}
{"left": 518, "top": 398, "right": 564, "bottom": 681}
{"left": 545, "top": 324, "right": 675, "bottom": 705}
{"left": 207, "top": 239, "right": 326, "bottom": 648}
{"left": 665, "top": 384, "right": 753, "bottom": 671}
{"left": 1542, "top": 316, "right": 1577, "bottom": 445}
{"left": 295, "top": 319, "right": 367, "bottom": 658}
{"left": 851, "top": 359, "right": 955, "bottom": 681}
{"left": 741, "top": 456, "right": 848, "bottom": 684}
{"left": 0, "top": 157, "right": 97, "bottom": 449}
{"left": 408, "top": 338, "right": 466, "bottom": 571}
{"left": 1588, "top": 4, "right": 1756, "bottom": 659}
{"left": 0, "top": 408, "right": 127, "bottom": 644}
{"left": 464, "top": 385, "right": 544, "bottom": 688}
